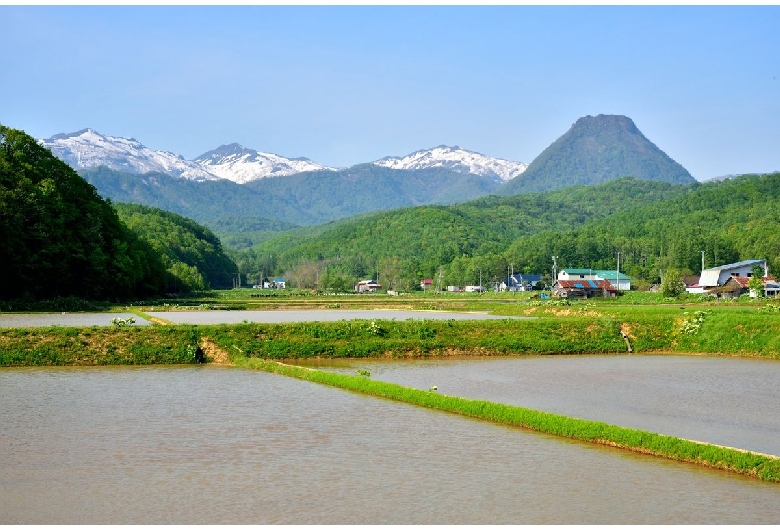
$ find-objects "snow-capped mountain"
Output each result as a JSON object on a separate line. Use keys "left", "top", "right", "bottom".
{"left": 40, "top": 129, "right": 218, "bottom": 181}
{"left": 373, "top": 145, "right": 528, "bottom": 182}
{"left": 39, "top": 130, "right": 527, "bottom": 185}
{"left": 194, "top": 143, "right": 336, "bottom": 184}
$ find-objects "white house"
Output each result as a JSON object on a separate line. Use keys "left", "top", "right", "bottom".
{"left": 355, "top": 280, "right": 381, "bottom": 293}
{"left": 696, "top": 259, "right": 768, "bottom": 289}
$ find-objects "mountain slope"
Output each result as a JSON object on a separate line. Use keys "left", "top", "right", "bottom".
{"left": 114, "top": 203, "right": 238, "bottom": 290}
{"left": 81, "top": 163, "right": 504, "bottom": 231}
{"left": 249, "top": 177, "right": 690, "bottom": 278}
{"left": 1, "top": 125, "right": 167, "bottom": 300}
{"left": 500, "top": 114, "right": 695, "bottom": 195}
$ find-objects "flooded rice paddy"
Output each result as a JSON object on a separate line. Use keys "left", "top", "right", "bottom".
{"left": 2, "top": 309, "right": 779, "bottom": 523}
{"left": 2, "top": 362, "right": 779, "bottom": 524}
{"left": 293, "top": 354, "right": 780, "bottom": 457}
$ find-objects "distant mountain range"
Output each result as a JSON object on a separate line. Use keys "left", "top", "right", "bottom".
{"left": 40, "top": 129, "right": 526, "bottom": 185}
{"left": 39, "top": 115, "right": 698, "bottom": 236}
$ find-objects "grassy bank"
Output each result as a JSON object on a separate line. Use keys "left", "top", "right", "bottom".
{"left": 0, "top": 325, "right": 202, "bottom": 366}
{"left": 233, "top": 356, "right": 780, "bottom": 483}
{"left": 2, "top": 305, "right": 780, "bottom": 367}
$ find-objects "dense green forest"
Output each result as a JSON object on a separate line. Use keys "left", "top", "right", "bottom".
{"left": 114, "top": 203, "right": 238, "bottom": 291}
{"left": 236, "top": 174, "right": 780, "bottom": 291}
{"left": 0, "top": 125, "right": 238, "bottom": 304}
{"left": 236, "top": 178, "right": 693, "bottom": 289}
{"left": 0, "top": 126, "right": 166, "bottom": 301}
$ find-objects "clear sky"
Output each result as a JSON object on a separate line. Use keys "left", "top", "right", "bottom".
{"left": 2, "top": 5, "right": 778, "bottom": 180}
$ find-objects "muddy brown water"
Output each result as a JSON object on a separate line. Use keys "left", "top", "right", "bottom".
{"left": 2, "top": 363, "right": 779, "bottom": 524}
{"left": 292, "top": 354, "right": 780, "bottom": 457}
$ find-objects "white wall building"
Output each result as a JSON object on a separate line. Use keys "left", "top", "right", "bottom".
{"left": 697, "top": 259, "right": 768, "bottom": 288}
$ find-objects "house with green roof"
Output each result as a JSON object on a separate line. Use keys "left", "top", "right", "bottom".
{"left": 558, "top": 269, "right": 631, "bottom": 291}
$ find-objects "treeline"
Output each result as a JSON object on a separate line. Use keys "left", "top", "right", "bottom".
{"left": 237, "top": 174, "right": 780, "bottom": 291}
{"left": 0, "top": 125, "right": 237, "bottom": 305}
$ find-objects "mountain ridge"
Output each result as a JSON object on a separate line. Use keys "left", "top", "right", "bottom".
{"left": 40, "top": 129, "right": 527, "bottom": 186}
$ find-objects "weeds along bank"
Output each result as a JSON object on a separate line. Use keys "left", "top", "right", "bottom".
{"left": 1, "top": 310, "right": 779, "bottom": 367}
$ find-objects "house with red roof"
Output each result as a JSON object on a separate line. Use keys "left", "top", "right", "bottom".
{"left": 552, "top": 278, "right": 618, "bottom": 298}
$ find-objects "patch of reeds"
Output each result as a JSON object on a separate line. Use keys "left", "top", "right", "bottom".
{"left": 234, "top": 356, "right": 780, "bottom": 483}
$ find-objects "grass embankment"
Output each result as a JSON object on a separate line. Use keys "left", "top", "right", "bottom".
{"left": 0, "top": 325, "right": 202, "bottom": 366}
{"left": 0, "top": 317, "right": 628, "bottom": 366}
{"left": 233, "top": 356, "right": 780, "bottom": 483}
{"left": 2, "top": 302, "right": 780, "bottom": 367}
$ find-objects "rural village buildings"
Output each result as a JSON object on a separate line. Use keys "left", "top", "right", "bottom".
{"left": 685, "top": 259, "right": 777, "bottom": 298}
{"left": 552, "top": 269, "right": 627, "bottom": 298}
{"left": 315, "top": 258, "right": 777, "bottom": 298}
{"left": 501, "top": 274, "right": 542, "bottom": 292}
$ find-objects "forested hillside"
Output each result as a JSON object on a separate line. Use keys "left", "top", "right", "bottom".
{"left": 240, "top": 178, "right": 692, "bottom": 289}
{"left": 114, "top": 204, "right": 238, "bottom": 291}
{"left": 504, "top": 172, "right": 780, "bottom": 283}
{"left": 0, "top": 125, "right": 239, "bottom": 305}
{"left": 235, "top": 173, "right": 780, "bottom": 291}
{"left": 0, "top": 125, "right": 166, "bottom": 301}
{"left": 81, "top": 163, "right": 503, "bottom": 234}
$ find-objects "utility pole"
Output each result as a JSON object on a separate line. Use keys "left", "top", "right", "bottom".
{"left": 552, "top": 256, "right": 558, "bottom": 291}
{"left": 510, "top": 263, "right": 514, "bottom": 293}
{"left": 616, "top": 251, "right": 620, "bottom": 291}
{"left": 700, "top": 250, "right": 705, "bottom": 274}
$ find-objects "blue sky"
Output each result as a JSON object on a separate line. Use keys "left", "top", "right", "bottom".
{"left": 2, "top": 5, "right": 779, "bottom": 180}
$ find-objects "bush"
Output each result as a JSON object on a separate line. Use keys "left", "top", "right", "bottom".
{"left": 660, "top": 269, "right": 686, "bottom": 297}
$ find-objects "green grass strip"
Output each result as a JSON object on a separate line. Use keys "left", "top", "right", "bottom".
{"left": 234, "top": 356, "right": 780, "bottom": 484}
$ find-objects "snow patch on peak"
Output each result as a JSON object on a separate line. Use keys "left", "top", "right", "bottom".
{"left": 40, "top": 129, "right": 219, "bottom": 181}
{"left": 373, "top": 145, "right": 527, "bottom": 182}
{"left": 194, "top": 145, "right": 336, "bottom": 184}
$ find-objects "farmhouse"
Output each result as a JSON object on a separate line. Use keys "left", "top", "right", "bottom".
{"left": 354, "top": 280, "right": 381, "bottom": 293}
{"left": 501, "top": 273, "right": 542, "bottom": 292}
{"left": 553, "top": 278, "right": 617, "bottom": 298}
{"left": 709, "top": 275, "right": 779, "bottom": 298}
{"left": 558, "top": 269, "right": 631, "bottom": 291}
{"left": 686, "top": 259, "right": 768, "bottom": 294}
